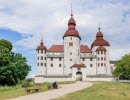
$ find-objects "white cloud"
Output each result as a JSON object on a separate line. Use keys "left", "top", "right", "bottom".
{"left": 0, "top": 0, "right": 130, "bottom": 60}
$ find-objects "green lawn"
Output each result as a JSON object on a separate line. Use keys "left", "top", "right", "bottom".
{"left": 0, "top": 81, "right": 75, "bottom": 100}
{"left": 52, "top": 82, "right": 130, "bottom": 100}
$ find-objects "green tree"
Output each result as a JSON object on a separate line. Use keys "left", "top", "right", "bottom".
{"left": 0, "top": 40, "right": 31, "bottom": 86}
{"left": 0, "top": 39, "right": 13, "bottom": 51}
{"left": 112, "top": 54, "right": 130, "bottom": 79}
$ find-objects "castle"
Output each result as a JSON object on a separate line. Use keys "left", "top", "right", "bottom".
{"left": 35, "top": 13, "right": 116, "bottom": 83}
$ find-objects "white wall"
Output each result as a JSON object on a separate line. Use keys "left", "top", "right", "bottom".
{"left": 64, "top": 36, "right": 81, "bottom": 75}
{"left": 35, "top": 76, "right": 75, "bottom": 83}
{"left": 37, "top": 49, "right": 47, "bottom": 75}
{"left": 47, "top": 57, "right": 64, "bottom": 75}
{"left": 91, "top": 46, "right": 111, "bottom": 75}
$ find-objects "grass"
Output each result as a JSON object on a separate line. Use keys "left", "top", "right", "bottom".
{"left": 0, "top": 81, "right": 75, "bottom": 100}
{"left": 52, "top": 82, "right": 130, "bottom": 100}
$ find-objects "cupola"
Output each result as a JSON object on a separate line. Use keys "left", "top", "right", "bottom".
{"left": 37, "top": 40, "right": 47, "bottom": 50}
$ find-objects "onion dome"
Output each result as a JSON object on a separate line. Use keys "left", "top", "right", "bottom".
{"left": 96, "top": 46, "right": 106, "bottom": 51}
{"left": 37, "top": 40, "right": 47, "bottom": 50}
{"left": 63, "top": 13, "right": 81, "bottom": 40}
{"left": 64, "top": 29, "right": 80, "bottom": 37}
{"left": 68, "top": 17, "right": 76, "bottom": 25}
{"left": 96, "top": 27, "right": 103, "bottom": 37}
{"left": 91, "top": 27, "right": 110, "bottom": 48}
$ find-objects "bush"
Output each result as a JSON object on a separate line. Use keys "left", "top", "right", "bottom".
{"left": 21, "top": 78, "right": 34, "bottom": 88}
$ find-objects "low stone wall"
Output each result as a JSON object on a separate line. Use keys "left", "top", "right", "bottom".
{"left": 83, "top": 75, "right": 118, "bottom": 82}
{"left": 35, "top": 75, "right": 74, "bottom": 83}
{"left": 35, "top": 75, "right": 118, "bottom": 83}
{"left": 118, "top": 80, "right": 130, "bottom": 83}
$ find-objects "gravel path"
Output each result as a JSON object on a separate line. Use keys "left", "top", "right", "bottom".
{"left": 7, "top": 81, "right": 93, "bottom": 100}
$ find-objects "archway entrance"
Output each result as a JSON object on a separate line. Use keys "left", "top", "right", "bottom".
{"left": 76, "top": 72, "right": 82, "bottom": 81}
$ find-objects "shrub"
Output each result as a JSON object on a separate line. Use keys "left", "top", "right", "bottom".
{"left": 21, "top": 78, "right": 34, "bottom": 88}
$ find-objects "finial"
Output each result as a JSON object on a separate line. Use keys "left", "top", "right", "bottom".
{"left": 98, "top": 24, "right": 101, "bottom": 31}
{"left": 40, "top": 34, "right": 44, "bottom": 45}
{"left": 71, "top": 3, "right": 73, "bottom": 17}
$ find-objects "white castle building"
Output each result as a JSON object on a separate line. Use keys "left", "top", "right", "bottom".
{"left": 35, "top": 13, "right": 116, "bottom": 83}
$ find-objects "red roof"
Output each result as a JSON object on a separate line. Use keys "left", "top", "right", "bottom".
{"left": 96, "top": 46, "right": 106, "bottom": 51}
{"left": 48, "top": 45, "right": 91, "bottom": 53}
{"left": 96, "top": 31, "right": 103, "bottom": 37}
{"left": 68, "top": 17, "right": 76, "bottom": 25}
{"left": 64, "top": 29, "right": 80, "bottom": 37}
{"left": 91, "top": 38, "right": 110, "bottom": 47}
{"left": 37, "top": 40, "right": 47, "bottom": 50}
{"left": 71, "top": 64, "right": 86, "bottom": 68}
{"left": 48, "top": 45, "right": 63, "bottom": 52}
{"left": 80, "top": 45, "right": 91, "bottom": 53}
{"left": 91, "top": 29, "right": 110, "bottom": 48}
{"left": 63, "top": 15, "right": 81, "bottom": 39}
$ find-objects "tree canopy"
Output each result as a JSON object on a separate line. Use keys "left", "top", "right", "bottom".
{"left": 0, "top": 40, "right": 31, "bottom": 85}
{"left": 112, "top": 54, "right": 130, "bottom": 79}
{"left": 0, "top": 39, "right": 13, "bottom": 51}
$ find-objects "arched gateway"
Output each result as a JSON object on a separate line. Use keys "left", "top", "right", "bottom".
{"left": 76, "top": 72, "right": 82, "bottom": 81}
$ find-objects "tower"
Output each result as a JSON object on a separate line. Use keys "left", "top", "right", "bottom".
{"left": 36, "top": 40, "right": 47, "bottom": 75}
{"left": 63, "top": 12, "right": 81, "bottom": 75}
{"left": 91, "top": 27, "right": 111, "bottom": 75}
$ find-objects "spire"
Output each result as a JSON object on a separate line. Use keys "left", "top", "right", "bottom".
{"left": 40, "top": 35, "right": 43, "bottom": 45}
{"left": 96, "top": 24, "right": 103, "bottom": 38}
{"left": 71, "top": 3, "right": 73, "bottom": 17}
{"left": 98, "top": 24, "right": 101, "bottom": 31}
{"left": 40, "top": 39, "right": 43, "bottom": 45}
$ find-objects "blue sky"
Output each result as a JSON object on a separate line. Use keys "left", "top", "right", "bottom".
{"left": 0, "top": 0, "right": 130, "bottom": 78}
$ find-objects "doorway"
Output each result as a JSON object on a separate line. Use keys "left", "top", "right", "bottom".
{"left": 76, "top": 72, "right": 82, "bottom": 81}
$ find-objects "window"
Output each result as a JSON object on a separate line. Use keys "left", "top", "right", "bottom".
{"left": 37, "top": 63, "right": 39, "bottom": 66}
{"left": 44, "top": 63, "right": 46, "bottom": 67}
{"left": 98, "top": 51, "right": 99, "bottom": 54}
{"left": 45, "top": 57, "right": 46, "bottom": 60}
{"left": 104, "top": 57, "right": 106, "bottom": 61}
{"left": 78, "top": 68, "right": 81, "bottom": 70}
{"left": 69, "top": 42, "right": 73, "bottom": 46}
{"left": 38, "top": 50, "right": 39, "bottom": 54}
{"left": 41, "top": 63, "right": 43, "bottom": 66}
{"left": 90, "top": 64, "right": 93, "bottom": 67}
{"left": 90, "top": 58, "right": 93, "bottom": 61}
{"left": 70, "top": 53, "right": 72, "bottom": 55}
{"left": 59, "top": 58, "right": 61, "bottom": 61}
{"left": 104, "top": 51, "right": 106, "bottom": 55}
{"left": 38, "top": 57, "right": 39, "bottom": 60}
{"left": 98, "top": 63, "right": 100, "bottom": 66}
{"left": 98, "top": 57, "right": 100, "bottom": 61}
{"left": 82, "top": 58, "right": 85, "bottom": 61}
{"left": 51, "top": 64, "right": 53, "bottom": 67}
{"left": 41, "top": 50, "right": 43, "bottom": 53}
{"left": 101, "top": 63, "right": 103, "bottom": 66}
{"left": 51, "top": 58, "right": 53, "bottom": 61}
{"left": 41, "top": 56, "right": 43, "bottom": 60}
{"left": 71, "top": 37, "right": 72, "bottom": 40}
{"left": 104, "top": 63, "right": 106, "bottom": 66}
{"left": 59, "top": 64, "right": 61, "bottom": 67}
{"left": 101, "top": 57, "right": 103, "bottom": 61}
{"left": 101, "top": 51, "right": 103, "bottom": 54}
{"left": 44, "top": 51, "right": 46, "bottom": 54}
{"left": 70, "top": 59, "right": 72, "bottom": 61}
